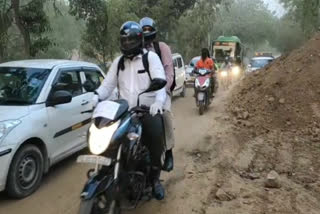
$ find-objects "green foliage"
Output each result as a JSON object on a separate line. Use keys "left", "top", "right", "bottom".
{"left": 280, "top": 0, "right": 320, "bottom": 37}
{"left": 37, "top": 1, "right": 85, "bottom": 59}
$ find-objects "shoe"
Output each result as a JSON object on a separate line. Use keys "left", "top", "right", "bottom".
{"left": 163, "top": 150, "right": 174, "bottom": 172}
{"left": 153, "top": 179, "right": 165, "bottom": 200}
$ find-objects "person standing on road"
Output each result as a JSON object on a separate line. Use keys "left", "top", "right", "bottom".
{"left": 93, "top": 21, "right": 166, "bottom": 200}
{"left": 140, "top": 17, "right": 175, "bottom": 172}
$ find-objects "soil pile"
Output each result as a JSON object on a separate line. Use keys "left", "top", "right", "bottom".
{"left": 223, "top": 34, "right": 320, "bottom": 213}
{"left": 230, "top": 34, "right": 320, "bottom": 141}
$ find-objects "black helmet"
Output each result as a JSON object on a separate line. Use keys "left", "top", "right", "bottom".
{"left": 120, "top": 21, "right": 144, "bottom": 58}
{"left": 140, "top": 17, "right": 157, "bottom": 42}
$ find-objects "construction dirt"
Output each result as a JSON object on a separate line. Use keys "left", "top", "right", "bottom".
{"left": 225, "top": 33, "right": 320, "bottom": 213}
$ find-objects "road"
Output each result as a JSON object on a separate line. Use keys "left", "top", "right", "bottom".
{"left": 0, "top": 88, "right": 237, "bottom": 214}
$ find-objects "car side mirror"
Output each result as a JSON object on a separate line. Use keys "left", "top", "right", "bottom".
{"left": 47, "top": 90, "right": 72, "bottom": 107}
{"left": 190, "top": 63, "right": 194, "bottom": 67}
{"left": 83, "top": 80, "right": 97, "bottom": 92}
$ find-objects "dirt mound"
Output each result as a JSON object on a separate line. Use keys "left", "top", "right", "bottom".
{"left": 224, "top": 34, "right": 320, "bottom": 213}
{"left": 229, "top": 34, "right": 320, "bottom": 141}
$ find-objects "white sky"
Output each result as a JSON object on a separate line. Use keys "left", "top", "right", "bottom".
{"left": 262, "top": 0, "right": 286, "bottom": 17}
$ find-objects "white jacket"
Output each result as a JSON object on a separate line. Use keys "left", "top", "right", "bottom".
{"left": 96, "top": 50, "right": 167, "bottom": 109}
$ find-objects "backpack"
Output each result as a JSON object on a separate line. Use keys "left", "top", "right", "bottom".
{"left": 117, "top": 42, "right": 176, "bottom": 92}
{"left": 117, "top": 52, "right": 151, "bottom": 80}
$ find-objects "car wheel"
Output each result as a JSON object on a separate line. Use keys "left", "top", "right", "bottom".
{"left": 180, "top": 83, "right": 186, "bottom": 97}
{"left": 6, "top": 144, "right": 44, "bottom": 198}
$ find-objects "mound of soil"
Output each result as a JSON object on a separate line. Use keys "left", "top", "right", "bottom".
{"left": 223, "top": 34, "right": 320, "bottom": 213}
{"left": 229, "top": 34, "right": 320, "bottom": 141}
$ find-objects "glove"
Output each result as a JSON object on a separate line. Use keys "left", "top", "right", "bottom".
{"left": 92, "top": 95, "right": 99, "bottom": 107}
{"left": 150, "top": 101, "right": 163, "bottom": 116}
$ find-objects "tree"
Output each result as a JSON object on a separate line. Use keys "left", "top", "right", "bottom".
{"left": 280, "top": 0, "right": 320, "bottom": 37}
{"left": 69, "top": 0, "right": 138, "bottom": 66}
{"left": 11, "top": 0, "right": 52, "bottom": 57}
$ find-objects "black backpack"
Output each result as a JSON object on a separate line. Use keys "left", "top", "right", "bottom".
{"left": 117, "top": 42, "right": 176, "bottom": 92}
{"left": 117, "top": 52, "right": 151, "bottom": 80}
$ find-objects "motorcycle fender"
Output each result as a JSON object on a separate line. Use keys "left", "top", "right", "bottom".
{"left": 80, "top": 174, "right": 114, "bottom": 200}
{"left": 197, "top": 92, "right": 205, "bottom": 101}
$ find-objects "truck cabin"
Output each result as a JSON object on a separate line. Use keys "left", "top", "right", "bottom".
{"left": 212, "top": 36, "right": 243, "bottom": 65}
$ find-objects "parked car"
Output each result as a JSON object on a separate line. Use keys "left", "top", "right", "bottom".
{"left": 247, "top": 56, "right": 274, "bottom": 73}
{"left": 0, "top": 59, "right": 106, "bottom": 198}
{"left": 186, "top": 56, "right": 201, "bottom": 82}
{"left": 172, "top": 53, "right": 187, "bottom": 97}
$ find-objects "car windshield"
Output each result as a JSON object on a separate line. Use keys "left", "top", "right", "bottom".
{"left": 189, "top": 57, "right": 200, "bottom": 67}
{"left": 0, "top": 67, "right": 51, "bottom": 105}
{"left": 250, "top": 59, "right": 273, "bottom": 68}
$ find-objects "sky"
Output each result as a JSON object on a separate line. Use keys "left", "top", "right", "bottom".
{"left": 262, "top": 0, "right": 287, "bottom": 17}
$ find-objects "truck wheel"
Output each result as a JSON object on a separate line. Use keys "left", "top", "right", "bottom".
{"left": 6, "top": 144, "right": 44, "bottom": 198}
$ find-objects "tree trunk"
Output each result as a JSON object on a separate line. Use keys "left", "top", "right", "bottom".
{"left": 11, "top": 0, "right": 31, "bottom": 58}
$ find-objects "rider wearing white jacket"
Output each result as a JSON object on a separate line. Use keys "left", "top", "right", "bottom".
{"left": 94, "top": 21, "right": 167, "bottom": 201}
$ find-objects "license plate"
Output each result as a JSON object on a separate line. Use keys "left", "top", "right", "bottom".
{"left": 197, "top": 92, "right": 205, "bottom": 101}
{"left": 77, "top": 155, "right": 112, "bottom": 166}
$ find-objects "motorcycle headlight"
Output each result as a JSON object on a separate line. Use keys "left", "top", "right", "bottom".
{"left": 221, "top": 71, "right": 228, "bottom": 77}
{"left": 195, "top": 78, "right": 200, "bottom": 88}
{"left": 0, "top": 120, "right": 21, "bottom": 143}
{"left": 232, "top": 66, "right": 240, "bottom": 75}
{"left": 88, "top": 120, "right": 121, "bottom": 155}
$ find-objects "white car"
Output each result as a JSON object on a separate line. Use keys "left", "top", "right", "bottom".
{"left": 247, "top": 56, "right": 274, "bottom": 73}
{"left": 172, "top": 53, "right": 187, "bottom": 97}
{"left": 0, "top": 59, "right": 106, "bottom": 198}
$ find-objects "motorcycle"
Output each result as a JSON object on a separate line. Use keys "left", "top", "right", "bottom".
{"left": 194, "top": 68, "right": 212, "bottom": 115}
{"left": 77, "top": 78, "right": 167, "bottom": 214}
{"left": 219, "top": 64, "right": 241, "bottom": 90}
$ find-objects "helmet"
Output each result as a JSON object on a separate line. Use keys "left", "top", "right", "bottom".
{"left": 120, "top": 21, "right": 144, "bottom": 58}
{"left": 140, "top": 17, "right": 157, "bottom": 42}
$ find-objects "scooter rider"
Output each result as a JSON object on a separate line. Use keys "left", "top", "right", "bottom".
{"left": 93, "top": 21, "right": 166, "bottom": 200}
{"left": 196, "top": 48, "right": 216, "bottom": 96}
{"left": 140, "top": 17, "right": 175, "bottom": 172}
{"left": 221, "top": 56, "right": 232, "bottom": 70}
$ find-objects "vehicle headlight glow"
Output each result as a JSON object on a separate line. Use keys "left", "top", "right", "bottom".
{"left": 88, "top": 120, "right": 120, "bottom": 155}
{"left": 232, "top": 66, "right": 240, "bottom": 75}
{"left": 0, "top": 120, "right": 21, "bottom": 142}
{"left": 221, "top": 71, "right": 228, "bottom": 77}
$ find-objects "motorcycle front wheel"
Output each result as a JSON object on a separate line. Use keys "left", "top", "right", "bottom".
{"left": 79, "top": 198, "right": 120, "bottom": 214}
{"left": 199, "top": 102, "right": 205, "bottom": 115}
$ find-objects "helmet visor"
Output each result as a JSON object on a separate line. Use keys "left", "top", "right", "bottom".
{"left": 143, "top": 26, "right": 153, "bottom": 33}
{"left": 120, "top": 35, "right": 141, "bottom": 51}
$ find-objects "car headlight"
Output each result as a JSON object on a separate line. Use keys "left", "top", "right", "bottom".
{"left": 195, "top": 78, "right": 200, "bottom": 88}
{"left": 232, "top": 66, "right": 240, "bottom": 75}
{"left": 221, "top": 71, "right": 228, "bottom": 77}
{"left": 88, "top": 120, "right": 120, "bottom": 155}
{"left": 0, "top": 120, "right": 21, "bottom": 142}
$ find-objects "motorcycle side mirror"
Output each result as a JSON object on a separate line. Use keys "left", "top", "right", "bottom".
{"left": 137, "top": 78, "right": 167, "bottom": 106}
{"left": 144, "top": 78, "right": 167, "bottom": 93}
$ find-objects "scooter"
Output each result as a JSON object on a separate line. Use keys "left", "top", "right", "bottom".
{"left": 77, "top": 78, "right": 167, "bottom": 214}
{"left": 194, "top": 68, "right": 212, "bottom": 115}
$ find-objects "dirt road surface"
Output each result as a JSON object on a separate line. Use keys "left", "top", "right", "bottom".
{"left": 1, "top": 86, "right": 319, "bottom": 214}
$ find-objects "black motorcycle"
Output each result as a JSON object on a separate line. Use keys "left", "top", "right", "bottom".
{"left": 77, "top": 79, "right": 167, "bottom": 214}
